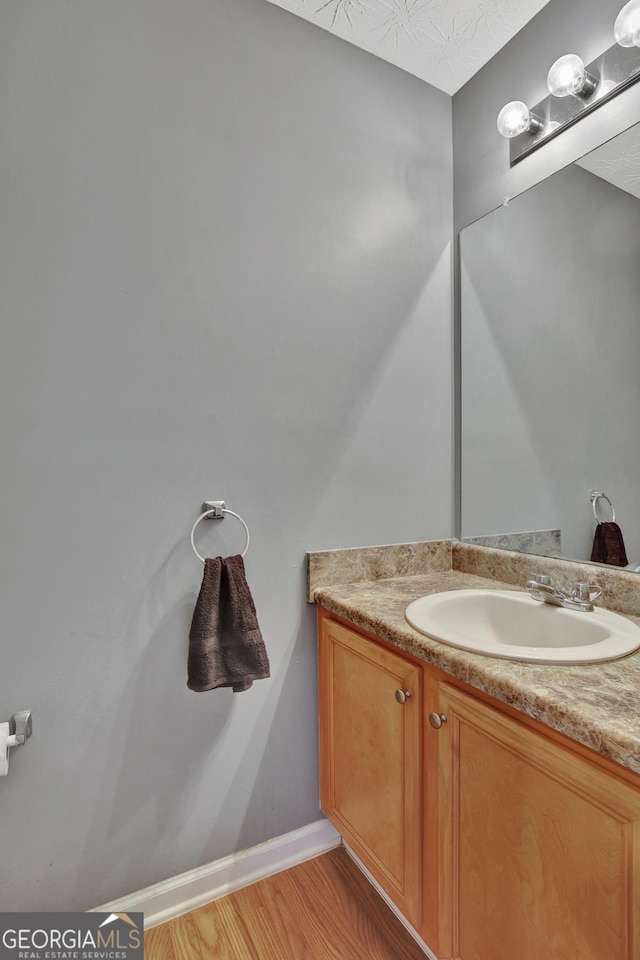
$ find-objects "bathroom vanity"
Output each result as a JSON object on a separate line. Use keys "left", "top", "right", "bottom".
{"left": 313, "top": 555, "right": 640, "bottom": 960}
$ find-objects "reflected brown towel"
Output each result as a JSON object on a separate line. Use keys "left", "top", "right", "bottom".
{"left": 590, "top": 522, "right": 628, "bottom": 567}
{"left": 187, "top": 555, "right": 270, "bottom": 693}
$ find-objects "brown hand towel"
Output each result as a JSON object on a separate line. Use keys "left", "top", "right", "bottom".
{"left": 590, "top": 521, "right": 628, "bottom": 567}
{"left": 187, "top": 554, "right": 270, "bottom": 693}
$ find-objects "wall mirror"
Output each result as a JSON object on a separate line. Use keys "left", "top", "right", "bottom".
{"left": 460, "top": 116, "right": 640, "bottom": 572}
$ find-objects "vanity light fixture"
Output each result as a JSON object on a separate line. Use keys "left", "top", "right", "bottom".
{"left": 615, "top": 0, "right": 640, "bottom": 48}
{"left": 498, "top": 4, "right": 640, "bottom": 166}
{"left": 546, "top": 55, "right": 598, "bottom": 99}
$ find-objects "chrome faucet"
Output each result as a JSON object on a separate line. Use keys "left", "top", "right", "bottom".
{"left": 525, "top": 574, "right": 602, "bottom": 613}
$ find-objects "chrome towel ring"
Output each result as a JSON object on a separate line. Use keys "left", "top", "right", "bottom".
{"left": 190, "top": 501, "right": 250, "bottom": 562}
{"left": 590, "top": 490, "right": 615, "bottom": 525}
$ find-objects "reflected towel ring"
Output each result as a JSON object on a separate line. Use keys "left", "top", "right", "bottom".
{"left": 591, "top": 492, "right": 615, "bottom": 525}
{"left": 190, "top": 508, "right": 250, "bottom": 562}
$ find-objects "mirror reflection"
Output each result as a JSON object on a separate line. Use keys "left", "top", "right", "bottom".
{"left": 460, "top": 120, "right": 640, "bottom": 571}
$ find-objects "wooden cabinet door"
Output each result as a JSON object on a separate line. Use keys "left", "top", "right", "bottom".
{"left": 437, "top": 682, "right": 640, "bottom": 960}
{"left": 319, "top": 617, "right": 423, "bottom": 925}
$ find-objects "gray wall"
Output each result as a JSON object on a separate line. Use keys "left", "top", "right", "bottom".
{"left": 453, "top": 0, "right": 640, "bottom": 230}
{"left": 461, "top": 164, "right": 640, "bottom": 565}
{"left": 0, "top": 0, "right": 453, "bottom": 909}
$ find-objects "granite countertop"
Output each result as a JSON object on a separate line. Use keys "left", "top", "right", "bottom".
{"left": 314, "top": 569, "right": 640, "bottom": 776}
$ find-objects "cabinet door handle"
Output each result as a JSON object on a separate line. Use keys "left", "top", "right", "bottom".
{"left": 429, "top": 712, "right": 448, "bottom": 729}
{"left": 395, "top": 689, "right": 412, "bottom": 704}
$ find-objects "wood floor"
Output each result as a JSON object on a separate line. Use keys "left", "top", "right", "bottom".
{"left": 145, "top": 846, "right": 427, "bottom": 960}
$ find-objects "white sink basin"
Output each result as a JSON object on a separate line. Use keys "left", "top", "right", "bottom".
{"left": 405, "top": 589, "right": 640, "bottom": 664}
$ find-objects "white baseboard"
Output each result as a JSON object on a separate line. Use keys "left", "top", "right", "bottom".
{"left": 343, "top": 843, "right": 439, "bottom": 960}
{"left": 91, "top": 818, "right": 341, "bottom": 929}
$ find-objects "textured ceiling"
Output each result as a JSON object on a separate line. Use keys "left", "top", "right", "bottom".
{"left": 577, "top": 123, "right": 640, "bottom": 201}
{"left": 265, "top": 0, "right": 554, "bottom": 95}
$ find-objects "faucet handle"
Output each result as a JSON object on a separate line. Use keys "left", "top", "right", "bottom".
{"left": 534, "top": 574, "right": 551, "bottom": 585}
{"left": 571, "top": 581, "right": 602, "bottom": 604}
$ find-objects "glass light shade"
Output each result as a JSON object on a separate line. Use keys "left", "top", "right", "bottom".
{"left": 497, "top": 101, "right": 535, "bottom": 138}
{"left": 547, "top": 55, "right": 591, "bottom": 97}
{"left": 615, "top": 0, "right": 640, "bottom": 47}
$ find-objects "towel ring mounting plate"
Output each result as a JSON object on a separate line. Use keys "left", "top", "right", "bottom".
{"left": 190, "top": 502, "right": 250, "bottom": 562}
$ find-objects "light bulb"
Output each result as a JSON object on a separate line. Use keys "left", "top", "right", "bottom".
{"left": 546, "top": 55, "right": 597, "bottom": 98}
{"left": 615, "top": 0, "right": 640, "bottom": 47}
{"left": 496, "top": 101, "right": 543, "bottom": 139}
